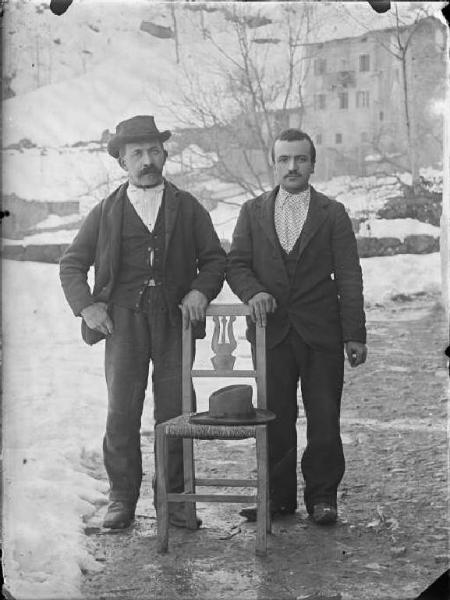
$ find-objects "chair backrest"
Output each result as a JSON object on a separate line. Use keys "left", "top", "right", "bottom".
{"left": 182, "top": 303, "right": 266, "bottom": 414}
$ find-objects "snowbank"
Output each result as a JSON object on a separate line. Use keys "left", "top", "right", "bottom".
{"left": 3, "top": 230, "right": 77, "bottom": 246}
{"left": 2, "top": 260, "right": 107, "bottom": 599}
{"left": 358, "top": 218, "right": 440, "bottom": 241}
{"left": 361, "top": 253, "right": 441, "bottom": 305}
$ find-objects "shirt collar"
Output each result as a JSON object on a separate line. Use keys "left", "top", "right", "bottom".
{"left": 128, "top": 181, "right": 165, "bottom": 194}
{"left": 277, "top": 185, "right": 310, "bottom": 206}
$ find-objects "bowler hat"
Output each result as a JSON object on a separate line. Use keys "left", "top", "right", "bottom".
{"left": 107, "top": 115, "right": 171, "bottom": 158}
{"left": 189, "top": 385, "right": 275, "bottom": 426}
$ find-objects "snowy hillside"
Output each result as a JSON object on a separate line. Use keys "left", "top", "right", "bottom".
{"left": 3, "top": 1, "right": 443, "bottom": 147}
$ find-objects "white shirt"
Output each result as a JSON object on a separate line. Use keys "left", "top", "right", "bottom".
{"left": 127, "top": 182, "right": 164, "bottom": 232}
{"left": 274, "top": 186, "right": 311, "bottom": 253}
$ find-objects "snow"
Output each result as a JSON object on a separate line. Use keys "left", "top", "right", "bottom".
{"left": 358, "top": 218, "right": 440, "bottom": 241}
{"left": 2, "top": 147, "right": 124, "bottom": 204}
{"left": 35, "top": 214, "right": 81, "bottom": 230}
{"left": 360, "top": 253, "right": 441, "bottom": 305}
{"left": 2, "top": 249, "right": 442, "bottom": 597}
{"left": 2, "top": 260, "right": 107, "bottom": 599}
{"left": 3, "top": 230, "right": 78, "bottom": 246}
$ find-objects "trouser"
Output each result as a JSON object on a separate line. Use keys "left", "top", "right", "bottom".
{"left": 253, "top": 328, "right": 345, "bottom": 514}
{"left": 103, "top": 289, "right": 190, "bottom": 505}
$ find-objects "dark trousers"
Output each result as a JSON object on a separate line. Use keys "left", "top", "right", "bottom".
{"left": 254, "top": 328, "right": 345, "bottom": 513}
{"left": 103, "top": 289, "right": 187, "bottom": 505}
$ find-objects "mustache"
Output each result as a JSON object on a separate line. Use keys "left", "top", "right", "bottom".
{"left": 139, "top": 166, "right": 161, "bottom": 176}
{"left": 286, "top": 171, "right": 300, "bottom": 176}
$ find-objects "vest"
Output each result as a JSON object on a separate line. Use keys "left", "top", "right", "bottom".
{"left": 110, "top": 196, "right": 165, "bottom": 310}
{"left": 280, "top": 234, "right": 302, "bottom": 282}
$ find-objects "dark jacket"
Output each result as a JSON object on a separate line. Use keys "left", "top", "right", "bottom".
{"left": 60, "top": 180, "right": 226, "bottom": 343}
{"left": 226, "top": 185, "right": 366, "bottom": 351}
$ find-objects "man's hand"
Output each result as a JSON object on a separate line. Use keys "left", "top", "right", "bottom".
{"left": 180, "top": 290, "right": 208, "bottom": 329}
{"left": 345, "top": 341, "right": 367, "bottom": 367}
{"left": 81, "top": 302, "right": 114, "bottom": 336}
{"left": 248, "top": 292, "right": 277, "bottom": 327}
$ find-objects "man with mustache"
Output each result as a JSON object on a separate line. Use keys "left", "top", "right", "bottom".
{"left": 60, "top": 115, "right": 226, "bottom": 529}
{"left": 227, "top": 129, "right": 367, "bottom": 525}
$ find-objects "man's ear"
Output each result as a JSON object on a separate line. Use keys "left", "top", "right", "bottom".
{"left": 164, "top": 149, "right": 168, "bottom": 159}
{"left": 118, "top": 157, "right": 127, "bottom": 171}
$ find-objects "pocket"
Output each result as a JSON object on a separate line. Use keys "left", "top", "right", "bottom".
{"left": 81, "top": 319, "right": 106, "bottom": 345}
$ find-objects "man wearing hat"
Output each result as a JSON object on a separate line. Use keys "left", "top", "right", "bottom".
{"left": 227, "top": 128, "right": 367, "bottom": 525}
{"left": 60, "top": 115, "right": 226, "bottom": 529}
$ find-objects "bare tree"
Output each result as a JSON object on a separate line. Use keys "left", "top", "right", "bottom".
{"left": 343, "top": 4, "right": 443, "bottom": 192}
{"left": 168, "top": 4, "right": 316, "bottom": 198}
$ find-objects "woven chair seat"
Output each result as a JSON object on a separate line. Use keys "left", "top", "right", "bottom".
{"left": 163, "top": 413, "right": 257, "bottom": 439}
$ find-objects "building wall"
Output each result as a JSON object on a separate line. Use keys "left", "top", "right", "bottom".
{"left": 301, "top": 18, "right": 445, "bottom": 181}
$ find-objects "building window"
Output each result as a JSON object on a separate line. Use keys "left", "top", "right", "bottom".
{"left": 356, "top": 90, "right": 370, "bottom": 108}
{"left": 361, "top": 131, "right": 369, "bottom": 142}
{"left": 338, "top": 92, "right": 348, "bottom": 109}
{"left": 335, "top": 133, "right": 342, "bottom": 144}
{"left": 314, "top": 94, "right": 326, "bottom": 110}
{"left": 379, "top": 111, "right": 384, "bottom": 121}
{"left": 359, "top": 54, "right": 370, "bottom": 72}
{"left": 314, "top": 58, "right": 327, "bottom": 75}
{"left": 316, "top": 133, "right": 322, "bottom": 145}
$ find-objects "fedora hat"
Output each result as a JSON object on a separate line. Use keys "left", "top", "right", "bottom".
{"left": 189, "top": 385, "right": 275, "bottom": 426}
{"left": 107, "top": 115, "right": 171, "bottom": 158}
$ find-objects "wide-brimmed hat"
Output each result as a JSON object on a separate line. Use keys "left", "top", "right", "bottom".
{"left": 189, "top": 384, "right": 276, "bottom": 426}
{"left": 107, "top": 115, "right": 171, "bottom": 158}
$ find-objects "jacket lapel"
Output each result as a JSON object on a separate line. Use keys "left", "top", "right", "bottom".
{"left": 163, "top": 181, "right": 180, "bottom": 256}
{"left": 296, "top": 186, "right": 330, "bottom": 261}
{"left": 256, "top": 187, "right": 280, "bottom": 250}
{"left": 105, "top": 183, "right": 127, "bottom": 283}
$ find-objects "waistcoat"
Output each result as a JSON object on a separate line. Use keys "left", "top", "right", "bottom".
{"left": 110, "top": 196, "right": 165, "bottom": 310}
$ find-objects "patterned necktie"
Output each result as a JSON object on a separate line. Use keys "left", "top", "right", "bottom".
{"left": 274, "top": 188, "right": 310, "bottom": 253}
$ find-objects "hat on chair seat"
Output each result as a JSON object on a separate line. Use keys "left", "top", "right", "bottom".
{"left": 189, "top": 385, "right": 275, "bottom": 426}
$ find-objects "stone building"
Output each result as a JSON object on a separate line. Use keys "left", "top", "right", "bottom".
{"left": 298, "top": 16, "right": 446, "bottom": 180}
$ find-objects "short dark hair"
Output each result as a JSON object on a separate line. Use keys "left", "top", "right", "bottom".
{"left": 271, "top": 129, "right": 316, "bottom": 165}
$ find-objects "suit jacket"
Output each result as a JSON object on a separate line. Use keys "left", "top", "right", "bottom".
{"left": 226, "top": 185, "right": 366, "bottom": 351}
{"left": 60, "top": 179, "right": 226, "bottom": 344}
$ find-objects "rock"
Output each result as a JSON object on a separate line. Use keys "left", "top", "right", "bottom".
{"left": 377, "top": 194, "right": 442, "bottom": 226}
{"left": 434, "top": 555, "right": 449, "bottom": 564}
{"left": 390, "top": 546, "right": 407, "bottom": 556}
{"left": 356, "top": 236, "right": 406, "bottom": 258}
{"left": 404, "top": 234, "right": 439, "bottom": 254}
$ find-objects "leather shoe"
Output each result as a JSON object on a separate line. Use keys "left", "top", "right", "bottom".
{"left": 240, "top": 504, "right": 296, "bottom": 522}
{"left": 103, "top": 501, "right": 135, "bottom": 529}
{"left": 169, "top": 504, "right": 202, "bottom": 529}
{"left": 311, "top": 503, "right": 337, "bottom": 525}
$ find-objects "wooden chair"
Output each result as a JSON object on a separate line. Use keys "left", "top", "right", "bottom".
{"left": 155, "top": 303, "right": 272, "bottom": 555}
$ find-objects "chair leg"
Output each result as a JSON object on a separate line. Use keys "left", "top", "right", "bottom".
{"left": 263, "top": 426, "right": 272, "bottom": 535}
{"left": 156, "top": 425, "right": 169, "bottom": 553}
{"left": 183, "top": 437, "right": 198, "bottom": 529}
{"left": 255, "top": 426, "right": 268, "bottom": 555}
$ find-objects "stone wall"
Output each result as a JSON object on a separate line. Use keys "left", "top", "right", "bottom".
{"left": 357, "top": 234, "right": 439, "bottom": 258}
{"left": 377, "top": 193, "right": 442, "bottom": 226}
{"left": 2, "top": 195, "right": 80, "bottom": 239}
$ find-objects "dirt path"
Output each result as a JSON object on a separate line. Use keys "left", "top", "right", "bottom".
{"left": 82, "top": 296, "right": 448, "bottom": 600}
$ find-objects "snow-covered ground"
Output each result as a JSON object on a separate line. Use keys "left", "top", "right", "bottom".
{"left": 2, "top": 252, "right": 443, "bottom": 599}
